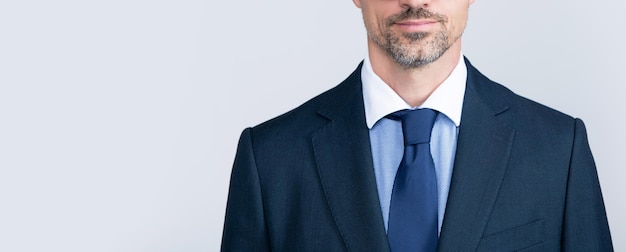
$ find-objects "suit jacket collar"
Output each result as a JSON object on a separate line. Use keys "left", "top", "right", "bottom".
{"left": 438, "top": 58, "right": 515, "bottom": 250}
{"left": 313, "top": 63, "right": 391, "bottom": 251}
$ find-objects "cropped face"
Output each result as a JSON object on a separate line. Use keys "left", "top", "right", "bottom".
{"left": 353, "top": 0, "right": 474, "bottom": 68}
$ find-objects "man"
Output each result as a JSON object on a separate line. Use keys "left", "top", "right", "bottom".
{"left": 222, "top": 0, "right": 613, "bottom": 250}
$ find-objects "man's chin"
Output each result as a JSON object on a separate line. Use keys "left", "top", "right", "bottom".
{"left": 388, "top": 45, "right": 449, "bottom": 69}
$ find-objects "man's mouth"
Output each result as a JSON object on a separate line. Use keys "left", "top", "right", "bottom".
{"left": 394, "top": 19, "right": 440, "bottom": 32}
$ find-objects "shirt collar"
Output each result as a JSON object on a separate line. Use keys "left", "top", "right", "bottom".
{"left": 362, "top": 53, "right": 467, "bottom": 129}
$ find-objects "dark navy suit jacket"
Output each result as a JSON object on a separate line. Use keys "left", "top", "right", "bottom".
{"left": 221, "top": 59, "right": 613, "bottom": 251}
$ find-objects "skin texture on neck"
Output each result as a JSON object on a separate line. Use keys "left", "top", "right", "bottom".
{"left": 368, "top": 37, "right": 462, "bottom": 107}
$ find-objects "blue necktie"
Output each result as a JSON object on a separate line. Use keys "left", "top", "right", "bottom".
{"left": 387, "top": 109, "right": 438, "bottom": 252}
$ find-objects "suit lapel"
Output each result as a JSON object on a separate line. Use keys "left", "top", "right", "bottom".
{"left": 311, "top": 60, "right": 515, "bottom": 251}
{"left": 312, "top": 65, "right": 390, "bottom": 252}
{"left": 438, "top": 60, "right": 516, "bottom": 251}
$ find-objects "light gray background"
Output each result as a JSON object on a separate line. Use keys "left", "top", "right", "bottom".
{"left": 0, "top": 0, "right": 623, "bottom": 251}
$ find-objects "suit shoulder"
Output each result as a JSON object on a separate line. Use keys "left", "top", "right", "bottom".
{"left": 499, "top": 82, "right": 573, "bottom": 123}
{"left": 468, "top": 62, "right": 576, "bottom": 126}
{"left": 249, "top": 64, "right": 362, "bottom": 139}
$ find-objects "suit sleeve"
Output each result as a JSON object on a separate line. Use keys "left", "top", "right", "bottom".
{"left": 221, "top": 128, "right": 271, "bottom": 251}
{"left": 561, "top": 119, "right": 613, "bottom": 251}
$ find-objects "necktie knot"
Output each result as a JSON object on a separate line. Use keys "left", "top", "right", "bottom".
{"left": 387, "top": 109, "right": 438, "bottom": 145}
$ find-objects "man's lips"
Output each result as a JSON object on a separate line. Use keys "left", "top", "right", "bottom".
{"left": 395, "top": 19, "right": 439, "bottom": 26}
{"left": 393, "top": 19, "right": 440, "bottom": 32}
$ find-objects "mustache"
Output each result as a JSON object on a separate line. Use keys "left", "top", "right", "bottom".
{"left": 385, "top": 8, "right": 447, "bottom": 27}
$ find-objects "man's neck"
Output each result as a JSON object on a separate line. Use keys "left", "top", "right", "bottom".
{"left": 367, "top": 40, "right": 462, "bottom": 107}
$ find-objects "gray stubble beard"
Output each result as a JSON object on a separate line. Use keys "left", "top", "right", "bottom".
{"left": 369, "top": 28, "right": 451, "bottom": 69}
